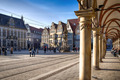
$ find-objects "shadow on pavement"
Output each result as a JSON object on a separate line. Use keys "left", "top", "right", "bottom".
{"left": 100, "top": 68, "right": 120, "bottom": 71}
{"left": 102, "top": 61, "right": 120, "bottom": 63}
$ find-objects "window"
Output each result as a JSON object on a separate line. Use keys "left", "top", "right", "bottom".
{"left": 18, "top": 31, "right": 20, "bottom": 38}
{"left": 9, "top": 18, "right": 15, "bottom": 27}
{"left": 11, "top": 30, "right": 13, "bottom": 36}
{"left": 7, "top": 30, "right": 9, "bottom": 36}
{"left": 74, "top": 23, "right": 76, "bottom": 25}
{"left": 0, "top": 29, "right": 1, "bottom": 36}
{"left": 24, "top": 32, "right": 26, "bottom": 38}
{"left": 3, "top": 29, "right": 6, "bottom": 37}
{"left": 67, "top": 25, "right": 69, "bottom": 28}
{"left": 58, "top": 34, "right": 61, "bottom": 38}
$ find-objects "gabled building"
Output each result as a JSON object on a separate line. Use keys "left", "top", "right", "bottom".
{"left": 49, "top": 22, "right": 58, "bottom": 47}
{"left": 41, "top": 27, "right": 50, "bottom": 48}
{"left": 26, "top": 24, "right": 43, "bottom": 49}
{"left": 67, "top": 18, "right": 79, "bottom": 50}
{"left": 56, "top": 21, "right": 67, "bottom": 47}
{"left": 0, "top": 13, "right": 27, "bottom": 50}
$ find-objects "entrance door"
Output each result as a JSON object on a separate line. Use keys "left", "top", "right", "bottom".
{"left": 11, "top": 41, "right": 13, "bottom": 47}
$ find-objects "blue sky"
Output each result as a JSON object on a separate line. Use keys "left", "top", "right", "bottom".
{"left": 0, "top": 0, "right": 78, "bottom": 28}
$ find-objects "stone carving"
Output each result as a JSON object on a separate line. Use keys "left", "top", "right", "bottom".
{"left": 77, "top": 0, "right": 92, "bottom": 10}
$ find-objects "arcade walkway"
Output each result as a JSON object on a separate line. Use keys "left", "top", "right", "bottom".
{"left": 45, "top": 51, "right": 120, "bottom": 80}
{"left": 92, "top": 51, "right": 120, "bottom": 80}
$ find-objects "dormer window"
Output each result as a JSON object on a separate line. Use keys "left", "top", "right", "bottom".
{"left": 74, "top": 23, "right": 76, "bottom": 25}
{"left": 9, "top": 18, "right": 15, "bottom": 27}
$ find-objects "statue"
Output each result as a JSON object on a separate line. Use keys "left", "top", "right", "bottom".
{"left": 77, "top": 0, "right": 92, "bottom": 10}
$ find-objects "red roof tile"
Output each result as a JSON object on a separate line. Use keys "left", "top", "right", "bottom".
{"left": 67, "top": 18, "right": 79, "bottom": 33}
{"left": 30, "top": 26, "right": 43, "bottom": 33}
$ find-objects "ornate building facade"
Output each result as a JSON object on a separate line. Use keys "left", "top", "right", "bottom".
{"left": 67, "top": 19, "right": 79, "bottom": 50}
{"left": 0, "top": 13, "right": 27, "bottom": 50}
{"left": 56, "top": 21, "right": 67, "bottom": 47}
{"left": 49, "top": 22, "right": 58, "bottom": 47}
{"left": 26, "top": 24, "right": 43, "bottom": 49}
{"left": 41, "top": 27, "right": 50, "bottom": 48}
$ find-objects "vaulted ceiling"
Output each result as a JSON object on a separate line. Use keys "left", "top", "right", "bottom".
{"left": 97, "top": 0, "right": 120, "bottom": 42}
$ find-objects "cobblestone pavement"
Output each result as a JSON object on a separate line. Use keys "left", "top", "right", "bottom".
{"left": 92, "top": 51, "right": 120, "bottom": 80}
{"left": 0, "top": 51, "right": 119, "bottom": 80}
{"left": 45, "top": 51, "right": 120, "bottom": 80}
{"left": 0, "top": 51, "right": 78, "bottom": 80}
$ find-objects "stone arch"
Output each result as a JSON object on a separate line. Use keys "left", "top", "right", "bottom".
{"left": 100, "top": 3, "right": 120, "bottom": 26}
{"left": 104, "top": 20, "right": 120, "bottom": 33}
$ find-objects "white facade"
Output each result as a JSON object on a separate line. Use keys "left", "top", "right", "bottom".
{"left": 0, "top": 26, "right": 27, "bottom": 50}
{"left": 67, "top": 22, "right": 73, "bottom": 50}
{"left": 26, "top": 24, "right": 43, "bottom": 49}
{"left": 41, "top": 28, "right": 50, "bottom": 48}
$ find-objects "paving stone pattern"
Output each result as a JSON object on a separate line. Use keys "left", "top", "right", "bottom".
{"left": 45, "top": 51, "right": 120, "bottom": 80}
{"left": 0, "top": 52, "right": 78, "bottom": 80}
{"left": 0, "top": 51, "right": 120, "bottom": 80}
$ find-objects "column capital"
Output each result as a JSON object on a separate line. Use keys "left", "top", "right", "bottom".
{"left": 92, "top": 28, "right": 100, "bottom": 37}
{"left": 74, "top": 9, "right": 95, "bottom": 18}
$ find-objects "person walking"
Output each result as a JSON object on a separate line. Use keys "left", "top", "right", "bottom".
{"left": 32, "top": 47, "right": 36, "bottom": 57}
{"left": 113, "top": 49, "right": 117, "bottom": 57}
{"left": 29, "top": 47, "right": 32, "bottom": 57}
{"left": 2, "top": 46, "right": 5, "bottom": 55}
{"left": 37, "top": 48, "right": 39, "bottom": 54}
{"left": 4, "top": 47, "right": 7, "bottom": 56}
{"left": 49, "top": 47, "right": 51, "bottom": 52}
{"left": 119, "top": 49, "right": 120, "bottom": 55}
{"left": 11, "top": 47, "right": 13, "bottom": 54}
{"left": 53, "top": 47, "right": 56, "bottom": 53}
{"left": 44, "top": 46, "right": 46, "bottom": 53}
{"left": 0, "top": 47, "right": 1, "bottom": 55}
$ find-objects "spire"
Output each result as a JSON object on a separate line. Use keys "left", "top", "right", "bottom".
{"left": 21, "top": 15, "right": 23, "bottom": 20}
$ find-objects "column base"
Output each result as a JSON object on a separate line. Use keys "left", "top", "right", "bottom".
{"left": 93, "top": 66, "right": 100, "bottom": 70}
{"left": 102, "top": 57, "right": 105, "bottom": 59}
{"left": 100, "top": 60, "right": 103, "bottom": 63}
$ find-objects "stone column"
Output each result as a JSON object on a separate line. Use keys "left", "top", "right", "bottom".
{"left": 103, "top": 39, "right": 106, "bottom": 58}
{"left": 119, "top": 38, "right": 120, "bottom": 49}
{"left": 75, "top": 10, "right": 93, "bottom": 80}
{"left": 79, "top": 16, "right": 92, "bottom": 80}
{"left": 102, "top": 37, "right": 104, "bottom": 58}
{"left": 104, "top": 40, "right": 107, "bottom": 58}
{"left": 99, "top": 35, "right": 103, "bottom": 62}
{"left": 118, "top": 38, "right": 119, "bottom": 49}
{"left": 93, "top": 28, "right": 100, "bottom": 69}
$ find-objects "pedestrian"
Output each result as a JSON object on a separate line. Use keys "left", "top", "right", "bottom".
{"left": 4, "top": 47, "right": 7, "bottom": 56}
{"left": 76, "top": 47, "right": 78, "bottom": 52}
{"left": 113, "top": 49, "right": 117, "bottom": 57}
{"left": 49, "top": 47, "right": 51, "bottom": 52}
{"left": 37, "top": 48, "right": 38, "bottom": 54}
{"left": 29, "top": 47, "right": 32, "bottom": 57}
{"left": 0, "top": 47, "right": 1, "bottom": 55}
{"left": 2, "top": 46, "right": 5, "bottom": 55}
{"left": 32, "top": 47, "right": 36, "bottom": 57}
{"left": 78, "top": 47, "right": 79, "bottom": 52}
{"left": 119, "top": 49, "right": 120, "bottom": 55}
{"left": 44, "top": 46, "right": 46, "bottom": 53}
{"left": 53, "top": 47, "right": 56, "bottom": 53}
{"left": 11, "top": 47, "right": 13, "bottom": 54}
